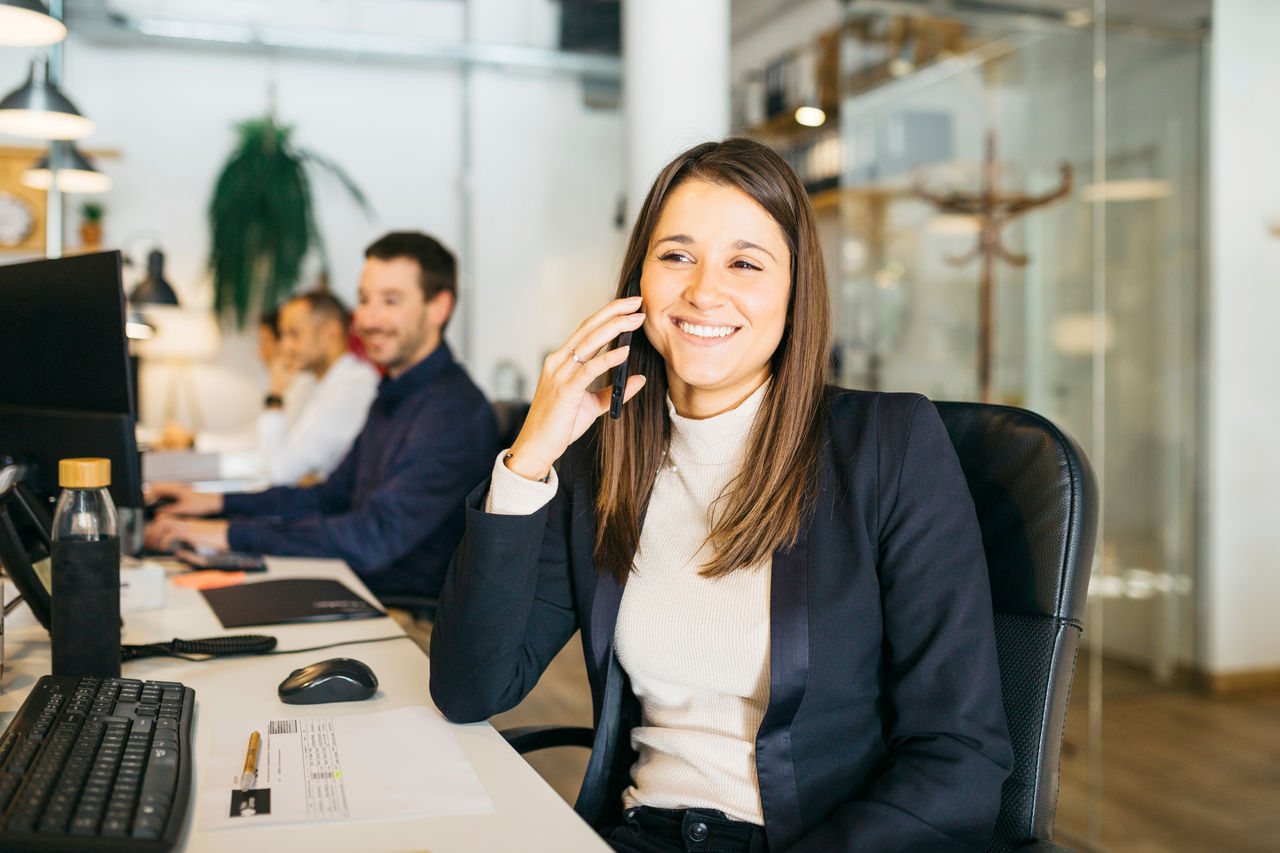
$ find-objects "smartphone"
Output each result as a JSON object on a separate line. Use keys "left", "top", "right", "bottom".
{"left": 174, "top": 545, "right": 267, "bottom": 573}
{"left": 609, "top": 267, "right": 643, "bottom": 419}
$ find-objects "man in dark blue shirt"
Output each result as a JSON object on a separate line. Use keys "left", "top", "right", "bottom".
{"left": 145, "top": 232, "right": 498, "bottom": 600}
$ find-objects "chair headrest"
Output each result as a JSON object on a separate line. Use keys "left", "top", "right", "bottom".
{"left": 934, "top": 402, "right": 1098, "bottom": 622}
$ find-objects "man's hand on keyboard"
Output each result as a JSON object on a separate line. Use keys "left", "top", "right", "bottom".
{"left": 145, "top": 516, "right": 229, "bottom": 554}
{"left": 143, "top": 483, "right": 223, "bottom": 518}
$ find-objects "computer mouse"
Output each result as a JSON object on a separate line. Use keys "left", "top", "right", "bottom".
{"left": 277, "top": 657, "right": 378, "bottom": 704}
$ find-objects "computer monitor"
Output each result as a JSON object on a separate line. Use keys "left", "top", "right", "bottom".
{"left": 0, "top": 251, "right": 143, "bottom": 511}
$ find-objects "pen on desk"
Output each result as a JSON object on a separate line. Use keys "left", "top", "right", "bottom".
{"left": 240, "top": 730, "right": 261, "bottom": 792}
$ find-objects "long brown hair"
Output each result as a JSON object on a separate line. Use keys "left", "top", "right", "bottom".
{"left": 594, "top": 137, "right": 830, "bottom": 581}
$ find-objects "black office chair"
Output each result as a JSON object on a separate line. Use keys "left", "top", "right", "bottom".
{"left": 935, "top": 402, "right": 1097, "bottom": 852}
{"left": 500, "top": 401, "right": 1098, "bottom": 853}
{"left": 380, "top": 399, "right": 533, "bottom": 625}
{"left": 491, "top": 399, "right": 532, "bottom": 451}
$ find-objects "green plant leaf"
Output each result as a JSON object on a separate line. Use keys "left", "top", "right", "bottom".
{"left": 207, "top": 113, "right": 373, "bottom": 329}
{"left": 298, "top": 147, "right": 375, "bottom": 218}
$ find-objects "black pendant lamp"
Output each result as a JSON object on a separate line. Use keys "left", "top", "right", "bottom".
{"left": 0, "top": 59, "right": 95, "bottom": 139}
{"left": 21, "top": 142, "right": 111, "bottom": 193}
{"left": 0, "top": 0, "right": 66, "bottom": 47}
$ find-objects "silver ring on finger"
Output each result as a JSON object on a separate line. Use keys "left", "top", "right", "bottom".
{"left": 570, "top": 349, "right": 584, "bottom": 367}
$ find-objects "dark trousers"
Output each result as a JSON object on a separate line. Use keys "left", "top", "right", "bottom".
{"left": 606, "top": 805, "right": 769, "bottom": 853}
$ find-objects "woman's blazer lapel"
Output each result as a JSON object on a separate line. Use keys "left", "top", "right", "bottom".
{"left": 588, "top": 567, "right": 624, "bottom": 676}
{"left": 573, "top": 504, "right": 628, "bottom": 825}
{"left": 756, "top": 519, "right": 813, "bottom": 850}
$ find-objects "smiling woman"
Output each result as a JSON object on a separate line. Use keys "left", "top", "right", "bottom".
{"left": 641, "top": 179, "right": 792, "bottom": 419}
{"left": 430, "top": 137, "right": 1012, "bottom": 853}
{"left": 594, "top": 138, "right": 829, "bottom": 581}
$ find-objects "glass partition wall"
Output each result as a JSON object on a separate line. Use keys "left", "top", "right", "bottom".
{"left": 809, "top": 5, "right": 1204, "bottom": 849}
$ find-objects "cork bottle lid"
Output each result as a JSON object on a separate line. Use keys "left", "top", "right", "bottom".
{"left": 58, "top": 458, "right": 111, "bottom": 489}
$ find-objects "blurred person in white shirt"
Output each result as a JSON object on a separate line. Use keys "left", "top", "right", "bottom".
{"left": 155, "top": 293, "right": 378, "bottom": 486}
{"left": 250, "top": 290, "right": 379, "bottom": 484}
{"left": 155, "top": 309, "right": 310, "bottom": 452}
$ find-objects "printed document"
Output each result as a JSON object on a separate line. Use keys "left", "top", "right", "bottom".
{"left": 198, "top": 706, "right": 492, "bottom": 830}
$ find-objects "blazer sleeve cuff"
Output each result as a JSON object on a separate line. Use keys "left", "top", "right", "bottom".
{"left": 486, "top": 449, "right": 558, "bottom": 516}
{"left": 226, "top": 521, "right": 257, "bottom": 553}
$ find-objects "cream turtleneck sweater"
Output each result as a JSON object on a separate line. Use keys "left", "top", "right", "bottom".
{"left": 485, "top": 381, "right": 772, "bottom": 825}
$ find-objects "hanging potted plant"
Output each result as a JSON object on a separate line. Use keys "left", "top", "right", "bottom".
{"left": 208, "top": 114, "right": 371, "bottom": 328}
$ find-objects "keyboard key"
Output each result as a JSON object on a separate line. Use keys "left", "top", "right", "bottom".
{"left": 140, "top": 746, "right": 178, "bottom": 801}
{"left": 100, "top": 814, "right": 130, "bottom": 836}
{"left": 70, "top": 811, "right": 101, "bottom": 835}
{"left": 132, "top": 816, "right": 164, "bottom": 839}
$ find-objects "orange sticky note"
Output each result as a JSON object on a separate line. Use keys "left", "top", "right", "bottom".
{"left": 170, "top": 570, "right": 246, "bottom": 589}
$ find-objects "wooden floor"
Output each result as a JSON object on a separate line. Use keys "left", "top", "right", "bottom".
{"left": 407, "top": 619, "right": 1280, "bottom": 852}
{"left": 1055, "top": 660, "right": 1280, "bottom": 852}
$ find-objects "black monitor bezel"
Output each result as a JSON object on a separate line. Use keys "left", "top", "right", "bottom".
{"left": 0, "top": 407, "right": 143, "bottom": 510}
{"left": 0, "top": 251, "right": 143, "bottom": 510}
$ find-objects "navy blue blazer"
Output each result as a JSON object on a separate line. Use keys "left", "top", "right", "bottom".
{"left": 430, "top": 388, "right": 1013, "bottom": 851}
{"left": 226, "top": 342, "right": 498, "bottom": 599}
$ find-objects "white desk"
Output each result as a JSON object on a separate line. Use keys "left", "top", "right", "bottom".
{"left": 0, "top": 557, "right": 609, "bottom": 853}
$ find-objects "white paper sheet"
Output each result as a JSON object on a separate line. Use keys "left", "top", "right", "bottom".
{"left": 198, "top": 706, "right": 492, "bottom": 831}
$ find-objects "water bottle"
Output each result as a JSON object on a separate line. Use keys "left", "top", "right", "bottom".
{"left": 50, "top": 457, "right": 121, "bottom": 677}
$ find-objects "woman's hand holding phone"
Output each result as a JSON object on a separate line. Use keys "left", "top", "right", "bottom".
{"left": 505, "top": 296, "right": 647, "bottom": 482}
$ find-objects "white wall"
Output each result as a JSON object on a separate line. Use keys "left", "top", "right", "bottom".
{"left": 0, "top": 0, "right": 623, "bottom": 431}
{"left": 468, "top": 66, "right": 625, "bottom": 401}
{"left": 1204, "top": 0, "right": 1280, "bottom": 674}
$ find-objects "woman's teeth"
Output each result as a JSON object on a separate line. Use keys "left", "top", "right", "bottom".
{"left": 677, "top": 321, "right": 736, "bottom": 338}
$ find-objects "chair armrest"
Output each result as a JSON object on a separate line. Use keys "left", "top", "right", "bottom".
{"left": 1015, "top": 839, "right": 1079, "bottom": 853}
{"left": 499, "top": 725, "right": 595, "bottom": 754}
{"left": 377, "top": 594, "right": 438, "bottom": 623}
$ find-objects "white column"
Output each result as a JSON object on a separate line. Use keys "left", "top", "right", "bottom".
{"left": 623, "top": 0, "right": 730, "bottom": 219}
{"left": 1204, "top": 0, "right": 1280, "bottom": 677}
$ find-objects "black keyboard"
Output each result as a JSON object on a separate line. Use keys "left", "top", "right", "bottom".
{"left": 0, "top": 675, "right": 194, "bottom": 852}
